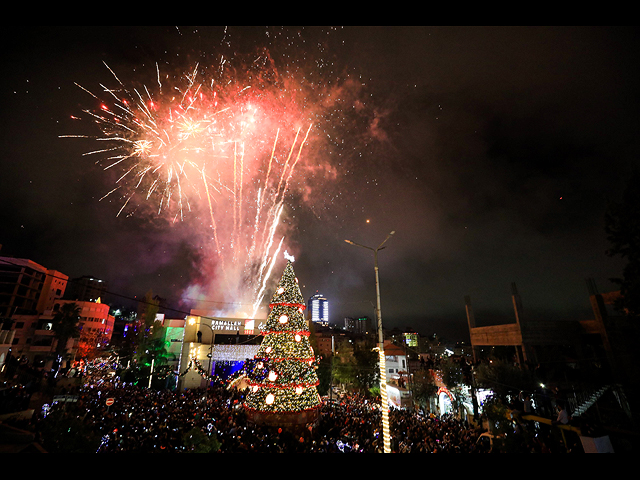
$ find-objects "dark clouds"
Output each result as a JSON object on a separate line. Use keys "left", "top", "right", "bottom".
{"left": 291, "top": 26, "right": 639, "bottom": 337}
{"left": 1, "top": 26, "right": 638, "bottom": 340}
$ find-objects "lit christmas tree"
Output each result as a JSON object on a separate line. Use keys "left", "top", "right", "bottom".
{"left": 244, "top": 255, "right": 322, "bottom": 427}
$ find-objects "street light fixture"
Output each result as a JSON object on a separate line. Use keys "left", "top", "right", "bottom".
{"left": 345, "top": 230, "right": 395, "bottom": 453}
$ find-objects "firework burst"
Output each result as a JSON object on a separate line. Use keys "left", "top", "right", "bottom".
{"left": 62, "top": 30, "right": 371, "bottom": 316}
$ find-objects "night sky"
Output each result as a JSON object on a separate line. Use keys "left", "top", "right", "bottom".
{"left": 1, "top": 26, "right": 638, "bottom": 341}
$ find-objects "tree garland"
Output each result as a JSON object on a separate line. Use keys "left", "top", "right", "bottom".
{"left": 243, "top": 260, "right": 322, "bottom": 418}
{"left": 178, "top": 358, "right": 214, "bottom": 380}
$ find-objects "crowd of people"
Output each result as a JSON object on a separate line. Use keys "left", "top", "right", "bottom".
{"left": 30, "top": 382, "right": 490, "bottom": 453}
{"left": 0, "top": 363, "right": 582, "bottom": 453}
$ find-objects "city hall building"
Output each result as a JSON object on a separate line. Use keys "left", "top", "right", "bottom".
{"left": 176, "top": 310, "right": 263, "bottom": 390}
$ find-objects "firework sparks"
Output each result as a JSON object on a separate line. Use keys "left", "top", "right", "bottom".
{"left": 62, "top": 56, "right": 319, "bottom": 313}
{"left": 61, "top": 27, "right": 374, "bottom": 316}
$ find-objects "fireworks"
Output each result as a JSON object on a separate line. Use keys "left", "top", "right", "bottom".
{"left": 62, "top": 53, "right": 322, "bottom": 315}
{"left": 62, "top": 28, "right": 373, "bottom": 316}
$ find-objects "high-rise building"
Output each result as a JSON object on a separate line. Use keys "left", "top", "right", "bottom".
{"left": 0, "top": 256, "right": 68, "bottom": 317}
{"left": 344, "top": 316, "right": 374, "bottom": 335}
{"left": 307, "top": 293, "right": 329, "bottom": 326}
{"left": 64, "top": 275, "right": 107, "bottom": 303}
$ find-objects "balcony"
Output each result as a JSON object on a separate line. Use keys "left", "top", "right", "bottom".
{"left": 29, "top": 344, "right": 54, "bottom": 353}
{"left": 34, "top": 329, "right": 55, "bottom": 336}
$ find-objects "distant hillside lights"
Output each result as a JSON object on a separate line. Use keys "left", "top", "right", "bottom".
{"left": 307, "top": 293, "right": 329, "bottom": 326}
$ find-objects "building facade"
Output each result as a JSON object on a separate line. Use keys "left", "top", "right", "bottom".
{"left": 307, "top": 293, "right": 329, "bottom": 326}
{"left": 0, "top": 256, "right": 116, "bottom": 369}
{"left": 343, "top": 316, "right": 374, "bottom": 335}
{"left": 313, "top": 330, "right": 336, "bottom": 358}
{"left": 177, "top": 311, "right": 263, "bottom": 390}
{"left": 0, "top": 256, "right": 68, "bottom": 317}
{"left": 384, "top": 340, "right": 408, "bottom": 378}
{"left": 64, "top": 275, "right": 107, "bottom": 303}
{"left": 10, "top": 299, "right": 114, "bottom": 366}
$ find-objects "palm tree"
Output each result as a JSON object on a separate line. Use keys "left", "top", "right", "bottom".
{"left": 51, "top": 302, "right": 81, "bottom": 357}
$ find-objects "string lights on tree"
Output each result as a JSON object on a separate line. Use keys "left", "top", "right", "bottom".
{"left": 244, "top": 255, "right": 321, "bottom": 427}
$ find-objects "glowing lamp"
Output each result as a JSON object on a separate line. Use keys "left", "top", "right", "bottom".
{"left": 277, "top": 287, "right": 285, "bottom": 294}
{"left": 279, "top": 314, "right": 289, "bottom": 324}
{"left": 265, "top": 347, "right": 272, "bottom": 354}
{"left": 295, "top": 334, "right": 301, "bottom": 342}
{"left": 295, "top": 386, "right": 303, "bottom": 395}
{"left": 268, "top": 371, "right": 278, "bottom": 382}
{"left": 265, "top": 394, "right": 275, "bottom": 405}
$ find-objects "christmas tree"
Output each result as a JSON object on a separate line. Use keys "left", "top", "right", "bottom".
{"left": 244, "top": 256, "right": 322, "bottom": 427}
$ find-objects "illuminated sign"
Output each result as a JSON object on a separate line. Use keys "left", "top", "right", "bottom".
{"left": 210, "top": 319, "right": 242, "bottom": 331}
{"left": 189, "top": 315, "right": 266, "bottom": 334}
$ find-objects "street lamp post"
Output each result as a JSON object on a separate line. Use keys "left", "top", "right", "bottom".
{"left": 345, "top": 230, "right": 395, "bottom": 453}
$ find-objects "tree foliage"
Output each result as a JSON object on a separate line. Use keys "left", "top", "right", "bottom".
{"left": 51, "top": 302, "right": 81, "bottom": 356}
{"left": 480, "top": 395, "right": 513, "bottom": 437}
{"left": 439, "top": 356, "right": 469, "bottom": 415}
{"left": 38, "top": 408, "right": 102, "bottom": 453}
{"left": 135, "top": 291, "right": 169, "bottom": 367}
{"left": 117, "top": 291, "right": 170, "bottom": 386}
{"left": 332, "top": 338, "right": 379, "bottom": 395}
{"left": 605, "top": 169, "right": 640, "bottom": 315}
{"left": 352, "top": 340, "right": 379, "bottom": 394}
{"left": 332, "top": 338, "right": 357, "bottom": 389}
{"left": 316, "top": 354, "right": 332, "bottom": 396}
{"left": 474, "top": 357, "right": 535, "bottom": 401}
{"left": 412, "top": 369, "right": 438, "bottom": 412}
